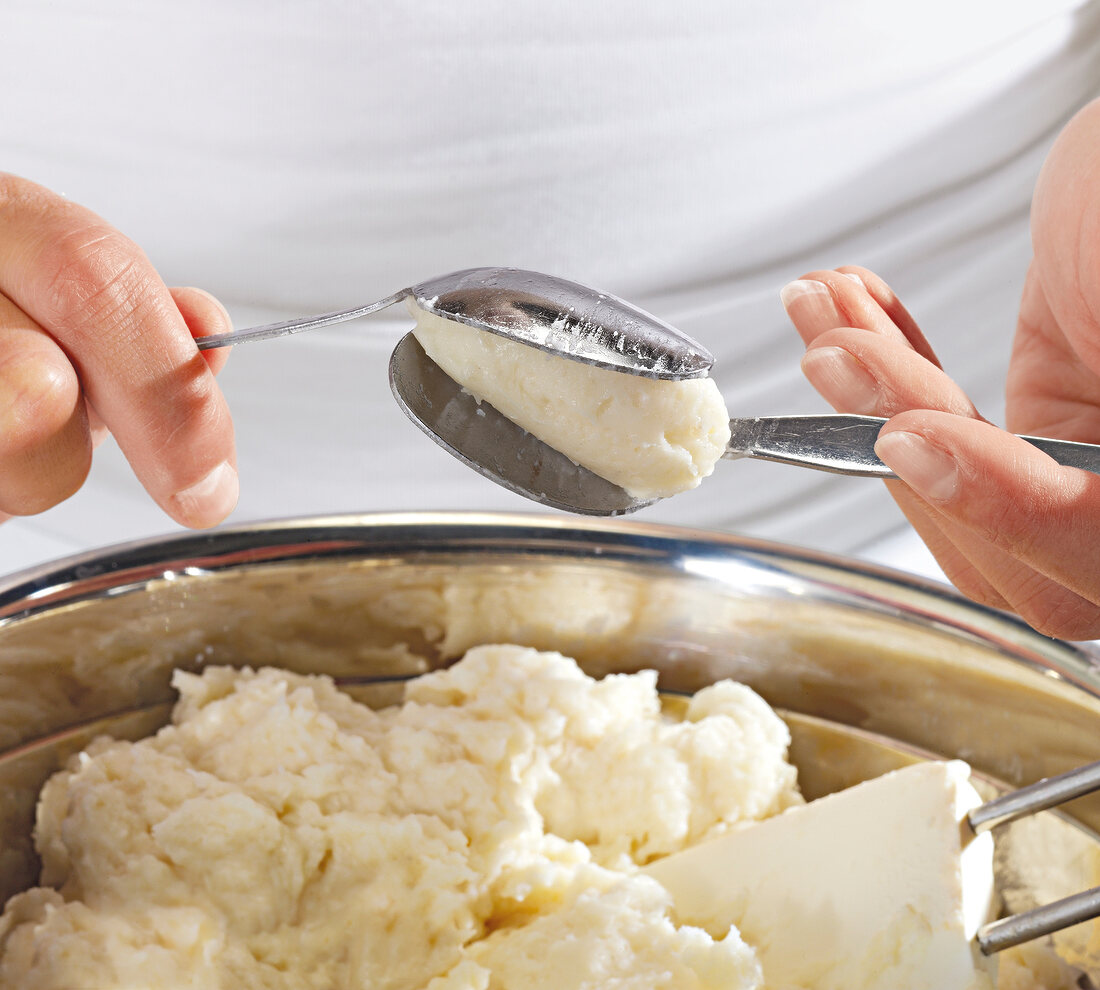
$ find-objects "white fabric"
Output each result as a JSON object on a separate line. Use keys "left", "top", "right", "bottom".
{"left": 3, "top": 0, "right": 1100, "bottom": 577}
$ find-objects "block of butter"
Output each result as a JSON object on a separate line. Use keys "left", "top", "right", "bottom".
{"left": 643, "top": 760, "right": 997, "bottom": 990}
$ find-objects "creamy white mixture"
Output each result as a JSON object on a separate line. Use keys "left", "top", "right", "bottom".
{"left": 410, "top": 302, "right": 731, "bottom": 500}
{"left": 0, "top": 647, "right": 795, "bottom": 989}
{"left": 0, "top": 647, "right": 1085, "bottom": 989}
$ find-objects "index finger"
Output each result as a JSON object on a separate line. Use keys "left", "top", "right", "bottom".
{"left": 0, "top": 174, "right": 237, "bottom": 528}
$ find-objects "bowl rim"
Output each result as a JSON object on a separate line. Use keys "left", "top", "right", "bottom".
{"left": 1, "top": 510, "right": 1097, "bottom": 692}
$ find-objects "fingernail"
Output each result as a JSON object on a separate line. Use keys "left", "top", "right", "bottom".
{"left": 780, "top": 279, "right": 843, "bottom": 327}
{"left": 840, "top": 271, "right": 865, "bottom": 288}
{"left": 800, "top": 346, "right": 882, "bottom": 415}
{"left": 169, "top": 461, "right": 239, "bottom": 528}
{"left": 874, "top": 431, "right": 959, "bottom": 502}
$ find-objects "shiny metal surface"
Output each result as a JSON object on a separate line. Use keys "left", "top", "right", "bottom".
{"left": 195, "top": 291, "right": 406, "bottom": 349}
{"left": 196, "top": 267, "right": 714, "bottom": 382}
{"left": 409, "top": 267, "right": 713, "bottom": 380}
{"left": 1, "top": 513, "right": 1099, "bottom": 973}
{"left": 389, "top": 334, "right": 653, "bottom": 515}
{"left": 966, "top": 760, "right": 1100, "bottom": 953}
{"left": 725, "top": 414, "right": 1100, "bottom": 478}
{"left": 2, "top": 513, "right": 1098, "bottom": 748}
{"left": 726, "top": 415, "right": 894, "bottom": 477}
{"left": 980, "top": 886, "right": 1100, "bottom": 955}
{"left": 387, "top": 364, "right": 1100, "bottom": 514}
{"left": 971, "top": 760, "right": 1100, "bottom": 834}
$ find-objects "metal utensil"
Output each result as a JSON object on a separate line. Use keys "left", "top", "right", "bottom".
{"left": 388, "top": 332, "right": 658, "bottom": 515}
{"left": 390, "top": 331, "right": 1100, "bottom": 514}
{"left": 970, "top": 759, "right": 1100, "bottom": 954}
{"left": 724, "top": 414, "right": 1100, "bottom": 478}
{"left": 196, "top": 266, "right": 713, "bottom": 380}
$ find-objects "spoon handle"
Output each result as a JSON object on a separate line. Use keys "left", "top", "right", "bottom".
{"left": 970, "top": 758, "right": 1100, "bottom": 954}
{"left": 195, "top": 291, "right": 406, "bottom": 350}
{"left": 724, "top": 414, "right": 1100, "bottom": 478}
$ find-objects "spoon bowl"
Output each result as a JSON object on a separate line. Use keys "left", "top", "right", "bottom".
{"left": 388, "top": 332, "right": 654, "bottom": 515}
{"left": 408, "top": 267, "right": 714, "bottom": 380}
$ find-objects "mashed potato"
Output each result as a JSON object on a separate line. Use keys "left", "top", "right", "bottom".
{"left": 0, "top": 646, "right": 797, "bottom": 989}
{"left": 0, "top": 646, "right": 1085, "bottom": 989}
{"left": 410, "top": 302, "right": 731, "bottom": 500}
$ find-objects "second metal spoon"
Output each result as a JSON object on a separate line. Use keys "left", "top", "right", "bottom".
{"left": 389, "top": 333, "right": 1100, "bottom": 516}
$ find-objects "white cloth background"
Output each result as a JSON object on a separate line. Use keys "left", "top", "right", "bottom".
{"left": 3, "top": 0, "right": 1100, "bottom": 581}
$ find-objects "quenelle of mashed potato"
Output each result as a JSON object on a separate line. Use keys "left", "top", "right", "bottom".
{"left": 409, "top": 300, "right": 732, "bottom": 500}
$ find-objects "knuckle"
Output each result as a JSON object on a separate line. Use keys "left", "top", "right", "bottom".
{"left": 0, "top": 176, "right": 166, "bottom": 350}
{"left": 998, "top": 560, "right": 1100, "bottom": 640}
{"left": 37, "top": 224, "right": 158, "bottom": 343}
{"left": 2, "top": 467, "right": 87, "bottom": 516}
{"left": 0, "top": 352, "right": 90, "bottom": 516}
{"left": 0, "top": 349, "right": 81, "bottom": 459}
{"left": 943, "top": 567, "right": 1007, "bottom": 613}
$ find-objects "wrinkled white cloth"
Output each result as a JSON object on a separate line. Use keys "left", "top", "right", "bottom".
{"left": 3, "top": 0, "right": 1099, "bottom": 576}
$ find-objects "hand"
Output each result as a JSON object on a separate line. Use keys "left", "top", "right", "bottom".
{"left": 780, "top": 104, "right": 1100, "bottom": 640}
{"left": 0, "top": 174, "right": 237, "bottom": 529}
{"left": 780, "top": 100, "right": 1100, "bottom": 640}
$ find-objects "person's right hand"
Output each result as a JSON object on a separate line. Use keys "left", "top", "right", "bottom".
{"left": 0, "top": 174, "right": 237, "bottom": 529}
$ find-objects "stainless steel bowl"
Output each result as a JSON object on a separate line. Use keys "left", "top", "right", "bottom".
{"left": 2, "top": 512, "right": 1099, "bottom": 974}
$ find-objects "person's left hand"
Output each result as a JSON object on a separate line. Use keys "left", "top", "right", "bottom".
{"left": 780, "top": 261, "right": 1100, "bottom": 640}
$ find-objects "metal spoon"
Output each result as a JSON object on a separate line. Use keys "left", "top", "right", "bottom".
{"left": 389, "top": 331, "right": 1100, "bottom": 515}
{"left": 196, "top": 266, "right": 713, "bottom": 380}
